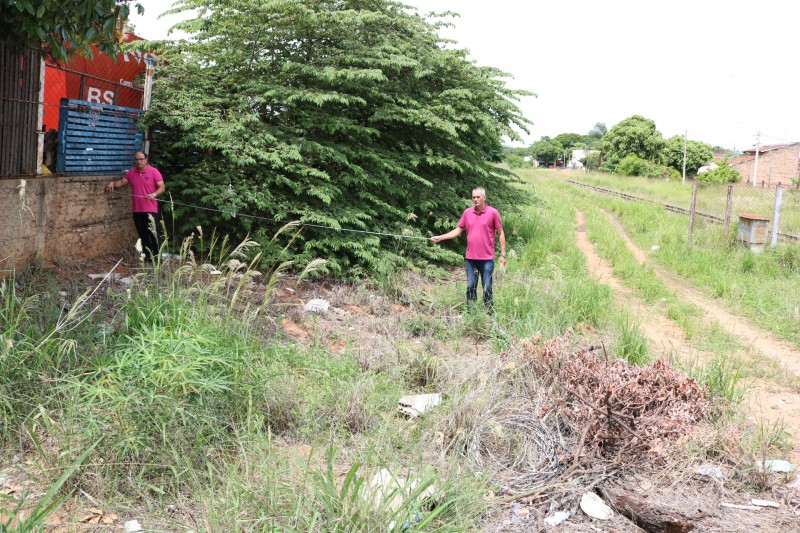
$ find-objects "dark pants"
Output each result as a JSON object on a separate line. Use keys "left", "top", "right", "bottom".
{"left": 465, "top": 258, "right": 495, "bottom": 312}
{"left": 132, "top": 212, "right": 161, "bottom": 261}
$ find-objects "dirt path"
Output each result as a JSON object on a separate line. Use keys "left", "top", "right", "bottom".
{"left": 575, "top": 210, "right": 711, "bottom": 361}
{"left": 575, "top": 209, "right": 800, "bottom": 462}
{"left": 601, "top": 208, "right": 800, "bottom": 376}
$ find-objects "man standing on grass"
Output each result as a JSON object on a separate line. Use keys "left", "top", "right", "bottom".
{"left": 106, "top": 151, "right": 165, "bottom": 261}
{"left": 430, "top": 187, "right": 507, "bottom": 312}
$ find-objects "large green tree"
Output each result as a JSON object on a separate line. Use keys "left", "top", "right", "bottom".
{"left": 529, "top": 136, "right": 563, "bottom": 166}
{"left": 603, "top": 115, "right": 665, "bottom": 168}
{"left": 0, "top": 0, "right": 142, "bottom": 61}
{"left": 148, "top": 0, "right": 530, "bottom": 276}
{"left": 552, "top": 133, "right": 587, "bottom": 152}
{"left": 663, "top": 135, "right": 713, "bottom": 175}
{"left": 586, "top": 122, "right": 607, "bottom": 150}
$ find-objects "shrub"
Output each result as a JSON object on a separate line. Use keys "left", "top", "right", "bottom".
{"left": 505, "top": 154, "right": 527, "bottom": 168}
{"left": 615, "top": 154, "right": 677, "bottom": 179}
{"left": 696, "top": 163, "right": 741, "bottom": 184}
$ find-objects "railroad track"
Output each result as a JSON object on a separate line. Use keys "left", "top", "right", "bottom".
{"left": 566, "top": 180, "right": 800, "bottom": 242}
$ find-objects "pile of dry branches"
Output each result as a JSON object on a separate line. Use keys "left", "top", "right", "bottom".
{"left": 522, "top": 332, "right": 709, "bottom": 470}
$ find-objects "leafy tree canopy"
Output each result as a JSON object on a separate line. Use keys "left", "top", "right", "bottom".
{"left": 0, "top": 0, "right": 143, "bottom": 61}
{"left": 587, "top": 122, "right": 607, "bottom": 140}
{"left": 586, "top": 122, "right": 607, "bottom": 150}
{"left": 663, "top": 135, "right": 713, "bottom": 175}
{"left": 552, "top": 133, "right": 587, "bottom": 151}
{"left": 603, "top": 115, "right": 665, "bottom": 167}
{"left": 148, "top": 0, "right": 531, "bottom": 277}
{"left": 581, "top": 151, "right": 601, "bottom": 171}
{"left": 529, "top": 136, "right": 563, "bottom": 165}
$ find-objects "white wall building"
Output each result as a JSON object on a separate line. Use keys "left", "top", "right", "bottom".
{"left": 568, "top": 149, "right": 599, "bottom": 169}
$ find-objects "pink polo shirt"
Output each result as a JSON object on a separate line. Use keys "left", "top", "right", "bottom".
{"left": 458, "top": 205, "right": 503, "bottom": 260}
{"left": 125, "top": 165, "right": 163, "bottom": 213}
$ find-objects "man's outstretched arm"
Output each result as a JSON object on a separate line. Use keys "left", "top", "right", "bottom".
{"left": 430, "top": 226, "right": 463, "bottom": 243}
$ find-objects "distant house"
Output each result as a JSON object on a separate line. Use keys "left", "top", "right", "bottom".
{"left": 712, "top": 149, "right": 727, "bottom": 161}
{"left": 568, "top": 149, "right": 599, "bottom": 170}
{"left": 728, "top": 143, "right": 800, "bottom": 186}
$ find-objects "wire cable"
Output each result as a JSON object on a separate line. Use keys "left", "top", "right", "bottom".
{"left": 124, "top": 193, "right": 431, "bottom": 241}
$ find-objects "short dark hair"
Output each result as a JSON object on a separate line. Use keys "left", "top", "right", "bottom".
{"left": 134, "top": 150, "right": 147, "bottom": 159}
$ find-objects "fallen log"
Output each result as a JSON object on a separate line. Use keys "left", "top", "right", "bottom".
{"left": 600, "top": 486, "right": 695, "bottom": 533}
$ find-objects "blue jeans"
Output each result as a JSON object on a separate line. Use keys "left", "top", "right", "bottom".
{"left": 465, "top": 258, "right": 494, "bottom": 311}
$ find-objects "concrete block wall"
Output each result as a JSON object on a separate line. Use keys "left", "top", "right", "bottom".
{"left": 1, "top": 175, "right": 136, "bottom": 271}
{"left": 729, "top": 144, "right": 800, "bottom": 186}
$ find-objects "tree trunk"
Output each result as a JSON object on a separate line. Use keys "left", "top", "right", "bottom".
{"left": 599, "top": 486, "right": 695, "bottom": 533}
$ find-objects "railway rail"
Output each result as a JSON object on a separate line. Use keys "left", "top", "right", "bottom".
{"left": 566, "top": 180, "right": 800, "bottom": 243}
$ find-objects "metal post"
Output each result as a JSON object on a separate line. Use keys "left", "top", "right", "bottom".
{"left": 688, "top": 178, "right": 698, "bottom": 245}
{"left": 771, "top": 185, "right": 783, "bottom": 247}
{"left": 724, "top": 184, "right": 733, "bottom": 228}
{"left": 142, "top": 58, "right": 155, "bottom": 155}
{"left": 36, "top": 55, "right": 45, "bottom": 174}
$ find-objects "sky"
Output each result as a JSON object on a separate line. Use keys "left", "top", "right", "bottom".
{"left": 128, "top": 0, "right": 800, "bottom": 150}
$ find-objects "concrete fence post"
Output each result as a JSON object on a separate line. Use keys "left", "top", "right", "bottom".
{"left": 688, "top": 179, "right": 698, "bottom": 246}
{"left": 724, "top": 185, "right": 733, "bottom": 229}
{"left": 771, "top": 185, "right": 783, "bottom": 247}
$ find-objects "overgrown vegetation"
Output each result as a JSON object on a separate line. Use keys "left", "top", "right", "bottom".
{"left": 0, "top": 0, "right": 143, "bottom": 61}
{"left": 2, "top": 169, "right": 796, "bottom": 529}
{"left": 144, "top": 0, "right": 530, "bottom": 276}
{"left": 696, "top": 162, "right": 742, "bottom": 184}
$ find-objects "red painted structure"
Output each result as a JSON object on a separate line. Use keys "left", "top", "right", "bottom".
{"left": 42, "top": 32, "right": 155, "bottom": 131}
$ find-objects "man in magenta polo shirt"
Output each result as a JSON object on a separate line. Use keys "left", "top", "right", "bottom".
{"left": 106, "top": 151, "right": 166, "bottom": 261}
{"left": 431, "top": 187, "right": 507, "bottom": 312}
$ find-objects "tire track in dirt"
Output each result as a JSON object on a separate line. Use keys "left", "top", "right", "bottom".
{"left": 575, "top": 209, "right": 708, "bottom": 361}
{"left": 601, "top": 208, "right": 800, "bottom": 377}
{"left": 575, "top": 209, "right": 800, "bottom": 462}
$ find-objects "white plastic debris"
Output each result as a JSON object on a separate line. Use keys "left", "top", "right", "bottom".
{"left": 125, "top": 520, "right": 143, "bottom": 533}
{"left": 209, "top": 269, "right": 222, "bottom": 276}
{"left": 580, "top": 492, "right": 613, "bottom": 520}
{"left": 696, "top": 464, "right": 726, "bottom": 479}
{"left": 751, "top": 498, "right": 780, "bottom": 508}
{"left": 88, "top": 272, "right": 116, "bottom": 281}
{"left": 303, "top": 298, "right": 330, "bottom": 314}
{"left": 722, "top": 502, "right": 761, "bottom": 511}
{"left": 544, "top": 510, "right": 573, "bottom": 527}
{"left": 397, "top": 394, "right": 442, "bottom": 418}
{"left": 366, "top": 468, "right": 435, "bottom": 513}
{"left": 756, "top": 459, "right": 796, "bottom": 473}
{"left": 651, "top": 245, "right": 660, "bottom": 251}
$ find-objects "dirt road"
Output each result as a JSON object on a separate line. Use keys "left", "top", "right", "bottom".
{"left": 575, "top": 209, "right": 800, "bottom": 462}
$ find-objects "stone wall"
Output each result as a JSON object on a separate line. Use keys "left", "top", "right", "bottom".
{"left": 1, "top": 175, "right": 136, "bottom": 272}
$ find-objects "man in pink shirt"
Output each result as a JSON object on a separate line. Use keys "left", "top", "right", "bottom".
{"left": 431, "top": 187, "right": 506, "bottom": 312}
{"left": 106, "top": 151, "right": 166, "bottom": 261}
